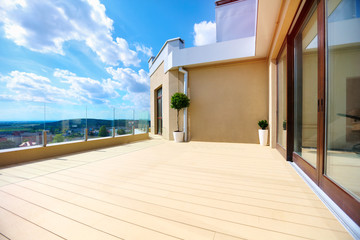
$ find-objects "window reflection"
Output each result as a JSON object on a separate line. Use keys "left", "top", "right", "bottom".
{"left": 326, "top": 0, "right": 360, "bottom": 200}
{"left": 277, "top": 48, "right": 287, "bottom": 148}
{"left": 294, "top": 4, "right": 318, "bottom": 167}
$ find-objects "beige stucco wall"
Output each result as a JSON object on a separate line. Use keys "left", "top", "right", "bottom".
{"left": 267, "top": 0, "right": 301, "bottom": 148}
{"left": 269, "top": 0, "right": 301, "bottom": 60}
{"left": 187, "top": 60, "right": 269, "bottom": 143}
{"left": 269, "top": 60, "right": 277, "bottom": 148}
{"left": 150, "top": 62, "right": 184, "bottom": 140}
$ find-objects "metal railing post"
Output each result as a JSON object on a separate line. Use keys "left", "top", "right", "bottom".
{"left": 84, "top": 128, "right": 88, "bottom": 141}
{"left": 42, "top": 130, "right": 47, "bottom": 147}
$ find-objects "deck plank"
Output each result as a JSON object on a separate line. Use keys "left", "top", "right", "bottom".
{"left": 0, "top": 140, "right": 353, "bottom": 240}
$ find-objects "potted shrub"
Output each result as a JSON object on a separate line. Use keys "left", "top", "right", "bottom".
{"left": 171, "top": 92, "right": 190, "bottom": 142}
{"left": 282, "top": 120, "right": 287, "bottom": 146}
{"left": 258, "top": 120, "right": 268, "bottom": 146}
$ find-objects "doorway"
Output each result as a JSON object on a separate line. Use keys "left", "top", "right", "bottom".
{"left": 156, "top": 87, "right": 162, "bottom": 135}
{"left": 286, "top": 0, "right": 360, "bottom": 225}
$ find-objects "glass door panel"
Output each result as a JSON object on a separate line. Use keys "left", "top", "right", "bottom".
{"left": 277, "top": 48, "right": 287, "bottom": 148}
{"left": 294, "top": 4, "right": 318, "bottom": 167}
{"left": 156, "top": 88, "right": 162, "bottom": 135}
{"left": 325, "top": 0, "right": 360, "bottom": 200}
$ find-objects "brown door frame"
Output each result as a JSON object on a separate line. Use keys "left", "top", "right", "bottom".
{"left": 156, "top": 87, "right": 162, "bottom": 135}
{"left": 275, "top": 42, "right": 287, "bottom": 159}
{"left": 282, "top": 0, "right": 360, "bottom": 225}
{"left": 288, "top": 0, "right": 319, "bottom": 183}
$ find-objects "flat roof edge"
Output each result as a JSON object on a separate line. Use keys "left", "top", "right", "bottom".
{"left": 150, "top": 37, "right": 184, "bottom": 65}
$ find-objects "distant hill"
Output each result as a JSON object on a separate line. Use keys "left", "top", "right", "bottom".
{"left": 45, "top": 118, "right": 142, "bottom": 129}
{"left": 0, "top": 119, "right": 150, "bottom": 133}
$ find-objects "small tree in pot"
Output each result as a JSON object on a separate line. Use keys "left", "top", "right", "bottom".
{"left": 282, "top": 120, "right": 287, "bottom": 146}
{"left": 171, "top": 92, "right": 190, "bottom": 142}
{"left": 258, "top": 120, "right": 268, "bottom": 146}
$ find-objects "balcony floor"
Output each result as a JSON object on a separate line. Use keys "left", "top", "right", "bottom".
{"left": 0, "top": 138, "right": 353, "bottom": 240}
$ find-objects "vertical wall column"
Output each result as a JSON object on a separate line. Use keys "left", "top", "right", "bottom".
{"left": 179, "top": 67, "right": 188, "bottom": 142}
{"left": 269, "top": 60, "right": 277, "bottom": 148}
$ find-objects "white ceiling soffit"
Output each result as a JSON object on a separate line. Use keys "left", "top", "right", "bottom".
{"left": 255, "top": 0, "right": 283, "bottom": 57}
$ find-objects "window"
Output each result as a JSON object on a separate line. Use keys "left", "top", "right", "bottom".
{"left": 286, "top": 0, "right": 360, "bottom": 225}
{"left": 325, "top": 0, "right": 360, "bottom": 201}
{"left": 277, "top": 46, "right": 287, "bottom": 149}
{"left": 293, "top": 3, "right": 318, "bottom": 168}
{"left": 156, "top": 88, "right": 162, "bottom": 135}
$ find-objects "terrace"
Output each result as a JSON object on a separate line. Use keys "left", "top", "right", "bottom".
{"left": 0, "top": 136, "right": 353, "bottom": 240}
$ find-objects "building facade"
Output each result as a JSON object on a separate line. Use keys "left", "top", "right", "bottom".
{"left": 149, "top": 0, "right": 360, "bottom": 227}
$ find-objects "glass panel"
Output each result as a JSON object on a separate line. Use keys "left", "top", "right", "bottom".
{"left": 115, "top": 109, "right": 132, "bottom": 136}
{"left": 325, "top": 0, "right": 360, "bottom": 200}
{"left": 294, "top": 4, "right": 318, "bottom": 167}
{"left": 135, "top": 110, "right": 149, "bottom": 134}
{"left": 157, "top": 88, "right": 162, "bottom": 135}
{"left": 46, "top": 103, "right": 86, "bottom": 145}
{"left": 277, "top": 47, "right": 287, "bottom": 148}
{"left": 87, "top": 105, "right": 113, "bottom": 139}
{"left": 0, "top": 102, "right": 44, "bottom": 150}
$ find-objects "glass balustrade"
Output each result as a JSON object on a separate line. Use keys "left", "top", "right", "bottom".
{"left": 45, "top": 103, "right": 86, "bottom": 145}
{"left": 86, "top": 105, "right": 114, "bottom": 140}
{"left": 0, "top": 101, "right": 150, "bottom": 151}
{"left": 0, "top": 102, "right": 45, "bottom": 150}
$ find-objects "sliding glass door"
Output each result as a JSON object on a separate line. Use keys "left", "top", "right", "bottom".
{"left": 156, "top": 88, "right": 162, "bottom": 135}
{"left": 285, "top": 0, "right": 360, "bottom": 224}
{"left": 293, "top": 1, "right": 319, "bottom": 181}
{"left": 277, "top": 47, "right": 287, "bottom": 150}
{"left": 325, "top": 0, "right": 360, "bottom": 202}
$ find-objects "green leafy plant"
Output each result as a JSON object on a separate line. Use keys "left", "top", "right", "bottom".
{"left": 171, "top": 92, "right": 190, "bottom": 132}
{"left": 98, "top": 125, "right": 109, "bottom": 137}
{"left": 52, "top": 134, "right": 65, "bottom": 143}
{"left": 283, "top": 120, "right": 287, "bottom": 130}
{"left": 117, "top": 128, "right": 126, "bottom": 135}
{"left": 258, "top": 120, "right": 268, "bottom": 130}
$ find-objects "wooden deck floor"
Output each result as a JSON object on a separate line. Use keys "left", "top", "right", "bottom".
{"left": 0, "top": 138, "right": 353, "bottom": 240}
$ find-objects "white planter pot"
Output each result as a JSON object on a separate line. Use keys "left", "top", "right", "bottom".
{"left": 173, "top": 131, "right": 184, "bottom": 142}
{"left": 283, "top": 130, "right": 287, "bottom": 146}
{"left": 258, "top": 129, "right": 268, "bottom": 146}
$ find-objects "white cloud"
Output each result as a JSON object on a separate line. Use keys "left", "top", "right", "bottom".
{"left": 106, "top": 67, "right": 150, "bottom": 107}
{"left": 54, "top": 69, "right": 119, "bottom": 104}
{"left": 193, "top": 21, "right": 216, "bottom": 46}
{"left": 0, "top": 69, "right": 122, "bottom": 105}
{"left": 0, "top": 0, "right": 140, "bottom": 66}
{"left": 0, "top": 71, "right": 76, "bottom": 103}
{"left": 106, "top": 67, "right": 149, "bottom": 93}
{"left": 134, "top": 43, "right": 153, "bottom": 57}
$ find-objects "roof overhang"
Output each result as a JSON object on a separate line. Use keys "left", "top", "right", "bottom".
{"left": 149, "top": 0, "right": 283, "bottom": 75}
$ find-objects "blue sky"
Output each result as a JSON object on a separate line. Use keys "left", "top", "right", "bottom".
{"left": 0, "top": 0, "right": 216, "bottom": 121}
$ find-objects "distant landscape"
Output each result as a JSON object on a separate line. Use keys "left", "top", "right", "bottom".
{"left": 0, "top": 119, "right": 149, "bottom": 150}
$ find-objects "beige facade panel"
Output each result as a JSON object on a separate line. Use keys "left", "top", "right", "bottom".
{"left": 150, "top": 62, "right": 184, "bottom": 140}
{"left": 269, "top": 0, "right": 301, "bottom": 60}
{"left": 150, "top": 62, "right": 167, "bottom": 137}
{"left": 268, "top": 59, "right": 277, "bottom": 148}
{"left": 188, "top": 60, "right": 269, "bottom": 143}
{"left": 267, "top": 0, "right": 301, "bottom": 148}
